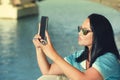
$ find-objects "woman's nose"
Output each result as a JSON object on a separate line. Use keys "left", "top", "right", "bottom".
{"left": 78, "top": 31, "right": 82, "bottom": 36}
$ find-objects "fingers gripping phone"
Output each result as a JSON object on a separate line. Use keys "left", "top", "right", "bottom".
{"left": 38, "top": 16, "right": 48, "bottom": 45}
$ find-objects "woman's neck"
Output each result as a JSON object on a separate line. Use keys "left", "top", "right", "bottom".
{"left": 87, "top": 46, "right": 92, "bottom": 68}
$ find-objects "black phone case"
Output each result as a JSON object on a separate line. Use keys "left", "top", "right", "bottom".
{"left": 39, "top": 16, "right": 48, "bottom": 40}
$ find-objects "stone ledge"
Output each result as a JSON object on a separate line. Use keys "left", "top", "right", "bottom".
{"left": 90, "top": 0, "right": 120, "bottom": 12}
{"left": 0, "top": 3, "right": 38, "bottom": 19}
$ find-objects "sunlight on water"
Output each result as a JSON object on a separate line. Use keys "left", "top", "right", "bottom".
{"left": 0, "top": 18, "right": 40, "bottom": 80}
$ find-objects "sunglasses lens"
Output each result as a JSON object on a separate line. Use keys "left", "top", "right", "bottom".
{"left": 78, "top": 26, "right": 91, "bottom": 35}
{"left": 82, "top": 29, "right": 88, "bottom": 35}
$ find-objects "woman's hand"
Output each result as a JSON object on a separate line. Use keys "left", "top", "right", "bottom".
{"left": 33, "top": 34, "right": 41, "bottom": 49}
{"left": 39, "top": 31, "right": 56, "bottom": 59}
{"left": 33, "top": 31, "right": 56, "bottom": 60}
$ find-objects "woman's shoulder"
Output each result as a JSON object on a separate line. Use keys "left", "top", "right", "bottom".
{"left": 98, "top": 52, "right": 118, "bottom": 61}
{"left": 92, "top": 52, "right": 120, "bottom": 79}
{"left": 94, "top": 52, "right": 119, "bottom": 65}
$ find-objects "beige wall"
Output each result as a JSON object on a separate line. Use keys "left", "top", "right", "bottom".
{"left": 0, "top": 0, "right": 34, "bottom": 5}
{"left": 20, "top": 0, "right": 34, "bottom": 4}
{"left": 91, "top": 0, "right": 120, "bottom": 11}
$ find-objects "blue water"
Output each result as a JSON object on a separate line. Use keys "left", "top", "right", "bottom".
{"left": 0, "top": 0, "right": 120, "bottom": 80}
{"left": 0, "top": 17, "right": 40, "bottom": 80}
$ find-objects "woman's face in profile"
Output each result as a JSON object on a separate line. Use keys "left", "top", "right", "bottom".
{"left": 78, "top": 18, "right": 93, "bottom": 48}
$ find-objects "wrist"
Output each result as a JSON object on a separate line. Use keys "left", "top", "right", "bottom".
{"left": 36, "top": 47, "right": 43, "bottom": 52}
{"left": 50, "top": 49, "right": 61, "bottom": 62}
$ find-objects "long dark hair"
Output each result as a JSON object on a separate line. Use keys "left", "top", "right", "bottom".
{"left": 76, "top": 13, "right": 120, "bottom": 67}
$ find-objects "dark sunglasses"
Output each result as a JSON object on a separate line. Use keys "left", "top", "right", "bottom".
{"left": 78, "top": 26, "right": 92, "bottom": 35}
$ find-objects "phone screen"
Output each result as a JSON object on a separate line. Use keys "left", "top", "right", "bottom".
{"left": 38, "top": 16, "right": 48, "bottom": 40}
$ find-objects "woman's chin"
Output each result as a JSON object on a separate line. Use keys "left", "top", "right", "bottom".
{"left": 78, "top": 42, "right": 83, "bottom": 46}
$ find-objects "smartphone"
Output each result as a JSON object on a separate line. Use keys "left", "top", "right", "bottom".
{"left": 38, "top": 16, "right": 48, "bottom": 45}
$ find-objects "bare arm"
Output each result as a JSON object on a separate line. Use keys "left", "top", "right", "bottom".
{"left": 33, "top": 35, "right": 63, "bottom": 75}
{"left": 35, "top": 48, "right": 50, "bottom": 74}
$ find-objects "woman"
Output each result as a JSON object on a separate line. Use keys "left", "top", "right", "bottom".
{"left": 33, "top": 13, "right": 120, "bottom": 80}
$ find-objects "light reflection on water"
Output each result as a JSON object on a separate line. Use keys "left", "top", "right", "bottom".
{"left": 0, "top": 0, "right": 120, "bottom": 80}
{"left": 0, "top": 16, "right": 40, "bottom": 80}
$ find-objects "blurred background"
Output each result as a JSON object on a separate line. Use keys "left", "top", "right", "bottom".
{"left": 0, "top": 0, "right": 120, "bottom": 80}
